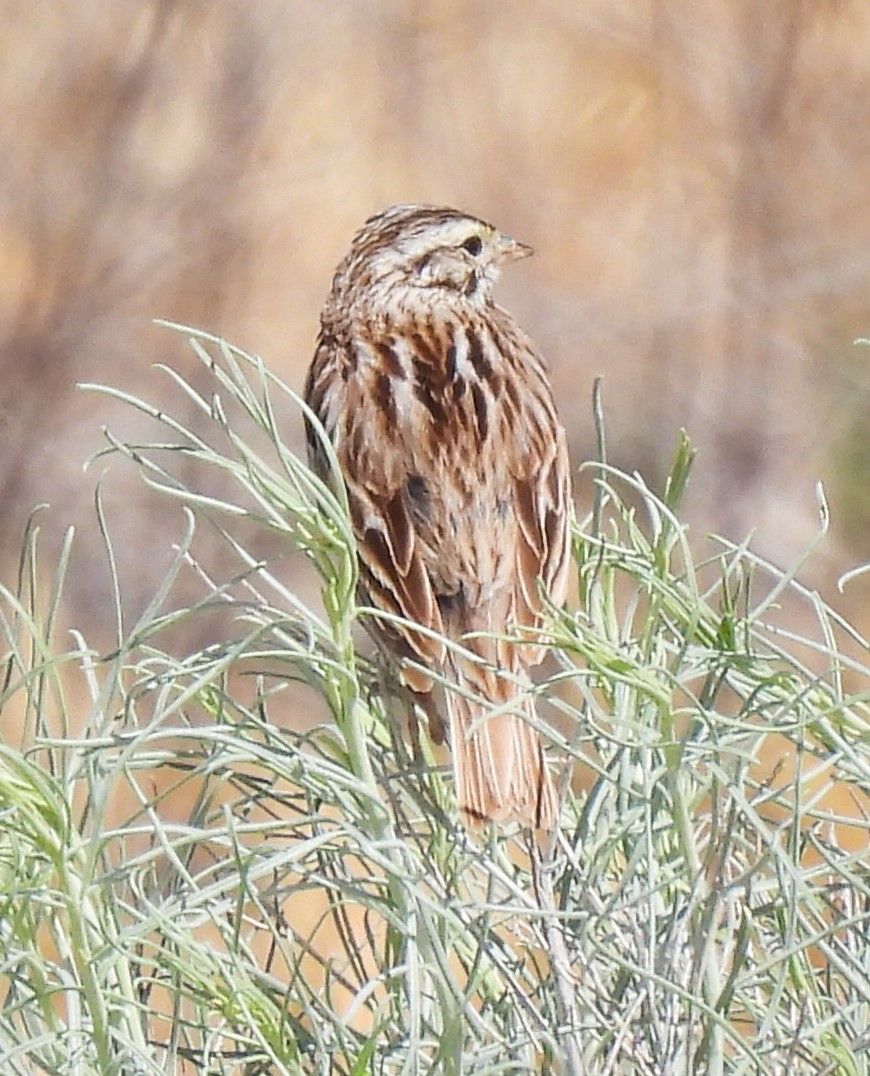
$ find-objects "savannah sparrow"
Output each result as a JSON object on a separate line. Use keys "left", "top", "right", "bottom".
{"left": 305, "top": 205, "right": 572, "bottom": 829}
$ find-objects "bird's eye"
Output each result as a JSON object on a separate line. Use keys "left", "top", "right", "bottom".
{"left": 461, "top": 235, "right": 483, "bottom": 256}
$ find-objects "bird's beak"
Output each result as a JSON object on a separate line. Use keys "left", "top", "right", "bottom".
{"left": 496, "top": 235, "right": 534, "bottom": 263}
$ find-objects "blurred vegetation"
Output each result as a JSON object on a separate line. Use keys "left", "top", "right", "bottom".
{"left": 831, "top": 340, "right": 870, "bottom": 552}
{"left": 0, "top": 331, "right": 868, "bottom": 1074}
{"left": 1, "top": 2, "right": 870, "bottom": 652}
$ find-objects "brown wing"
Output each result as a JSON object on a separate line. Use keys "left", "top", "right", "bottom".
{"left": 513, "top": 440, "right": 571, "bottom": 618}
{"left": 348, "top": 482, "right": 446, "bottom": 676}
{"left": 305, "top": 332, "right": 446, "bottom": 687}
{"left": 503, "top": 343, "right": 573, "bottom": 660}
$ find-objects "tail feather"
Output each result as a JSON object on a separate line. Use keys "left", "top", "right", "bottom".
{"left": 447, "top": 685, "right": 557, "bottom": 830}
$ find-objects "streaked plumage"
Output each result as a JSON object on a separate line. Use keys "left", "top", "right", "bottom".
{"left": 305, "top": 204, "right": 572, "bottom": 828}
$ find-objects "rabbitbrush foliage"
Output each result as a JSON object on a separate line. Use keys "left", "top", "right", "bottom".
{"left": 0, "top": 328, "right": 868, "bottom": 1075}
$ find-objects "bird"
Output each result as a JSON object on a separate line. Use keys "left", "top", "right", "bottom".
{"left": 304, "top": 204, "right": 572, "bottom": 829}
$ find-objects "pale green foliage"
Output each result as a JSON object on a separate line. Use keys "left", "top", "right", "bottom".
{"left": 0, "top": 329, "right": 867, "bottom": 1074}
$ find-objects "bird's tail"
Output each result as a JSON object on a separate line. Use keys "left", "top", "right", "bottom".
{"left": 446, "top": 674, "right": 557, "bottom": 830}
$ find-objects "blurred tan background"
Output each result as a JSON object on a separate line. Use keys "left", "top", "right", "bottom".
{"left": 2, "top": 0, "right": 870, "bottom": 650}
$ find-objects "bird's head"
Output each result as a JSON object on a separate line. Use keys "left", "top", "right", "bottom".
{"left": 333, "top": 204, "right": 533, "bottom": 313}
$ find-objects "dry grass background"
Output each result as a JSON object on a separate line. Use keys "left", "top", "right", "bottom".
{"left": 1, "top": 1, "right": 869, "bottom": 664}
